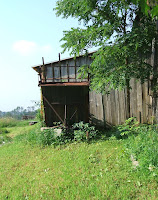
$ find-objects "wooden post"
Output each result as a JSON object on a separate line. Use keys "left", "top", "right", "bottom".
{"left": 42, "top": 57, "right": 46, "bottom": 83}
{"left": 51, "top": 63, "right": 55, "bottom": 82}
{"left": 43, "top": 95, "right": 64, "bottom": 124}
{"left": 75, "top": 59, "right": 77, "bottom": 81}
{"left": 40, "top": 89, "right": 45, "bottom": 122}
{"left": 64, "top": 97, "right": 67, "bottom": 126}
{"left": 59, "top": 53, "right": 62, "bottom": 82}
{"left": 67, "top": 64, "right": 69, "bottom": 82}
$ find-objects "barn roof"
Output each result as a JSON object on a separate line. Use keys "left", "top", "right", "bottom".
{"left": 32, "top": 51, "right": 95, "bottom": 73}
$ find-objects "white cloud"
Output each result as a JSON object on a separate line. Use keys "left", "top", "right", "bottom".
{"left": 42, "top": 45, "right": 52, "bottom": 53}
{"left": 12, "top": 40, "right": 52, "bottom": 56}
{"left": 13, "top": 40, "right": 37, "bottom": 56}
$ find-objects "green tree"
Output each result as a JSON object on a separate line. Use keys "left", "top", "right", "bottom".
{"left": 136, "top": 0, "right": 158, "bottom": 17}
{"left": 55, "top": 0, "right": 157, "bottom": 94}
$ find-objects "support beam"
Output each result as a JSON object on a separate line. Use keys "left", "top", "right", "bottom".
{"left": 43, "top": 95, "right": 64, "bottom": 124}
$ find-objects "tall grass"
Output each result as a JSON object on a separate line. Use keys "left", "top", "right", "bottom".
{"left": 0, "top": 117, "right": 30, "bottom": 128}
{"left": 0, "top": 117, "right": 36, "bottom": 145}
{"left": 125, "top": 125, "right": 158, "bottom": 171}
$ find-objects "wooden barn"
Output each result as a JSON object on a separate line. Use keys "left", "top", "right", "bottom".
{"left": 33, "top": 51, "right": 157, "bottom": 127}
{"left": 33, "top": 54, "right": 92, "bottom": 127}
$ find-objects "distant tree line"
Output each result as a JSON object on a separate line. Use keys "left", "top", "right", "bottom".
{"left": 0, "top": 106, "right": 38, "bottom": 120}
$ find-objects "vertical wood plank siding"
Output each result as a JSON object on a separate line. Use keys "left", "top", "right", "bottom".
{"left": 33, "top": 52, "right": 156, "bottom": 126}
{"left": 89, "top": 79, "right": 153, "bottom": 126}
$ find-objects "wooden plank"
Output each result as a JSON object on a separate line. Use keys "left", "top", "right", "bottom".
{"left": 108, "top": 91, "right": 113, "bottom": 125}
{"left": 95, "top": 93, "right": 104, "bottom": 126}
{"left": 129, "top": 79, "right": 133, "bottom": 118}
{"left": 115, "top": 90, "right": 120, "bottom": 125}
{"left": 130, "top": 78, "right": 137, "bottom": 119}
{"left": 124, "top": 88, "right": 128, "bottom": 119}
{"left": 105, "top": 93, "right": 111, "bottom": 125}
{"left": 84, "top": 87, "right": 89, "bottom": 122}
{"left": 51, "top": 63, "right": 55, "bottom": 82}
{"left": 136, "top": 81, "right": 143, "bottom": 123}
{"left": 102, "top": 94, "right": 106, "bottom": 127}
{"left": 43, "top": 95, "right": 64, "bottom": 124}
{"left": 149, "top": 95, "right": 153, "bottom": 124}
{"left": 58, "top": 53, "right": 62, "bottom": 81}
{"left": 119, "top": 89, "right": 126, "bottom": 123}
{"left": 142, "top": 81, "right": 148, "bottom": 123}
{"left": 75, "top": 59, "right": 77, "bottom": 80}
{"left": 93, "top": 92, "right": 97, "bottom": 125}
{"left": 89, "top": 91, "right": 95, "bottom": 124}
{"left": 110, "top": 90, "right": 116, "bottom": 125}
{"left": 146, "top": 80, "right": 152, "bottom": 124}
{"left": 118, "top": 90, "right": 123, "bottom": 124}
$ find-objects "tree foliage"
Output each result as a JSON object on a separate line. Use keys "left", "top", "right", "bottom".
{"left": 55, "top": 0, "right": 157, "bottom": 92}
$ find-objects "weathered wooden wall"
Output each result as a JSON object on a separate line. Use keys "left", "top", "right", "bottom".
{"left": 34, "top": 49, "right": 157, "bottom": 127}
{"left": 42, "top": 86, "right": 89, "bottom": 127}
{"left": 89, "top": 79, "right": 153, "bottom": 126}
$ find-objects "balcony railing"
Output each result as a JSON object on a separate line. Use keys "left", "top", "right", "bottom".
{"left": 39, "top": 65, "right": 89, "bottom": 84}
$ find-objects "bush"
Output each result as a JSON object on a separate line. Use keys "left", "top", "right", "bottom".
{"left": 108, "top": 117, "right": 142, "bottom": 140}
{"left": 37, "top": 129, "right": 57, "bottom": 146}
{"left": 72, "top": 121, "right": 99, "bottom": 141}
{"left": 118, "top": 117, "right": 140, "bottom": 137}
{"left": 15, "top": 122, "right": 99, "bottom": 146}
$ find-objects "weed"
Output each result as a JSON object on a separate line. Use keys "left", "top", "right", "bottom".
{"left": 72, "top": 121, "right": 99, "bottom": 141}
{"left": 15, "top": 122, "right": 99, "bottom": 146}
{"left": 125, "top": 125, "right": 158, "bottom": 172}
{"left": 118, "top": 117, "right": 140, "bottom": 136}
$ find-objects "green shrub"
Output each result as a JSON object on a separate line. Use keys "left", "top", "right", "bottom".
{"left": 72, "top": 121, "right": 99, "bottom": 141}
{"left": 107, "top": 117, "right": 142, "bottom": 140}
{"left": 15, "top": 122, "right": 99, "bottom": 146}
{"left": 35, "top": 127, "right": 74, "bottom": 146}
{"left": 118, "top": 117, "right": 140, "bottom": 136}
{"left": 37, "top": 129, "right": 56, "bottom": 146}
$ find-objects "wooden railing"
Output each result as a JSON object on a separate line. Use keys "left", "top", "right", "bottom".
{"left": 39, "top": 65, "right": 89, "bottom": 84}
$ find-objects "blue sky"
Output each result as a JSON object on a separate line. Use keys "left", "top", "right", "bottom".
{"left": 0, "top": 0, "right": 79, "bottom": 111}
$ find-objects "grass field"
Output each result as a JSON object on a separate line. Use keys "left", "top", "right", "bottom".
{"left": 0, "top": 118, "right": 157, "bottom": 199}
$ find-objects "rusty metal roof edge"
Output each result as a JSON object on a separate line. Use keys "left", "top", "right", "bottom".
{"left": 39, "top": 82, "right": 90, "bottom": 87}
{"left": 32, "top": 51, "right": 96, "bottom": 70}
